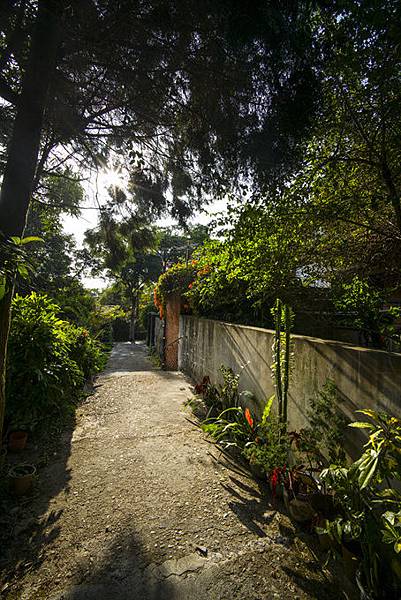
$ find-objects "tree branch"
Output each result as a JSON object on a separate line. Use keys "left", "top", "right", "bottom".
{"left": 0, "top": 75, "right": 18, "bottom": 104}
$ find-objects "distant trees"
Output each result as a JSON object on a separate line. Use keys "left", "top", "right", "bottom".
{"left": 156, "top": 225, "right": 209, "bottom": 272}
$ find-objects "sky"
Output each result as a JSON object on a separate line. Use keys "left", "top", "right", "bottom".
{"left": 62, "top": 168, "right": 227, "bottom": 289}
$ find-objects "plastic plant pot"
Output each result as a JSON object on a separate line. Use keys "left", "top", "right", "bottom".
{"left": 9, "top": 464, "right": 36, "bottom": 496}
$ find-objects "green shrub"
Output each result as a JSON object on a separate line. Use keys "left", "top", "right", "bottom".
{"left": 64, "top": 324, "right": 107, "bottom": 380}
{"left": 243, "top": 414, "right": 289, "bottom": 476}
{"left": 6, "top": 293, "right": 106, "bottom": 432}
{"left": 201, "top": 406, "right": 254, "bottom": 449}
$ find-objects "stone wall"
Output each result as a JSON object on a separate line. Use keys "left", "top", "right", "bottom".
{"left": 179, "top": 316, "right": 401, "bottom": 456}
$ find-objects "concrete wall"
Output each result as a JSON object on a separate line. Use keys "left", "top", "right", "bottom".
{"left": 179, "top": 316, "right": 401, "bottom": 454}
{"left": 153, "top": 315, "right": 164, "bottom": 362}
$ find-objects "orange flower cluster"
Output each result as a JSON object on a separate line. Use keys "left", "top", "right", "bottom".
{"left": 197, "top": 264, "right": 211, "bottom": 277}
{"left": 153, "top": 287, "right": 164, "bottom": 319}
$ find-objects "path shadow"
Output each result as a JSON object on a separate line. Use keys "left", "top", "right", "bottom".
{"left": 0, "top": 412, "right": 76, "bottom": 595}
{"left": 209, "top": 457, "right": 358, "bottom": 599}
{"left": 221, "top": 474, "right": 272, "bottom": 538}
{"left": 46, "top": 527, "right": 178, "bottom": 600}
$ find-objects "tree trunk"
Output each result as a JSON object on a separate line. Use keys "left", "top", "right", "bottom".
{"left": 0, "top": 0, "right": 61, "bottom": 443}
{"left": 382, "top": 161, "right": 401, "bottom": 235}
{"left": 129, "top": 293, "right": 138, "bottom": 343}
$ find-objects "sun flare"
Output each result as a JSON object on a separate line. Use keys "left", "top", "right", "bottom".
{"left": 100, "top": 168, "right": 125, "bottom": 190}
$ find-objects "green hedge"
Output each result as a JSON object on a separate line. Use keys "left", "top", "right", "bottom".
{"left": 6, "top": 293, "right": 107, "bottom": 433}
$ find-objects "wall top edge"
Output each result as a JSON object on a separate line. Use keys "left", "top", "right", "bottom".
{"left": 180, "top": 315, "right": 401, "bottom": 358}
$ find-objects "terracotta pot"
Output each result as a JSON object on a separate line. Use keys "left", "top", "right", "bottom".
{"left": 9, "top": 464, "right": 36, "bottom": 496}
{"left": 8, "top": 431, "right": 28, "bottom": 452}
{"left": 289, "top": 494, "right": 316, "bottom": 523}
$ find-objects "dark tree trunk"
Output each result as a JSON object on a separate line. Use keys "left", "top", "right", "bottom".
{"left": 0, "top": 0, "right": 61, "bottom": 443}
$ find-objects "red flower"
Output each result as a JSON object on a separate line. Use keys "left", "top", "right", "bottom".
{"left": 244, "top": 407, "right": 253, "bottom": 428}
{"left": 270, "top": 469, "right": 279, "bottom": 498}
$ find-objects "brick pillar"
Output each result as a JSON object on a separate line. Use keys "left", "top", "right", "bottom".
{"left": 164, "top": 293, "right": 181, "bottom": 370}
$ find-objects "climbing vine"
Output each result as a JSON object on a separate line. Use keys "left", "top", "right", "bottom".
{"left": 153, "top": 262, "right": 197, "bottom": 318}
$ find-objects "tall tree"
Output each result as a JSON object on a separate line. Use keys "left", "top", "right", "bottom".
{"left": 85, "top": 213, "right": 162, "bottom": 342}
{"left": 0, "top": 0, "right": 322, "bottom": 440}
{"left": 0, "top": 0, "right": 61, "bottom": 440}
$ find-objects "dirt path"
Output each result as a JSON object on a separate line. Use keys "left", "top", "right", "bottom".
{"left": 2, "top": 343, "right": 344, "bottom": 600}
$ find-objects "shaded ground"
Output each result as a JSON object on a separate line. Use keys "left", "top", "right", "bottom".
{"left": 1, "top": 342, "right": 350, "bottom": 599}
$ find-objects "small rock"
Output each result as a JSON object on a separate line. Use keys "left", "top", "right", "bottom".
{"left": 195, "top": 545, "right": 208, "bottom": 557}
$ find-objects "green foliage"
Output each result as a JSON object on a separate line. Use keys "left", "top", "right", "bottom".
{"left": 0, "top": 234, "right": 43, "bottom": 300}
{"left": 294, "top": 380, "right": 348, "bottom": 468}
{"left": 194, "top": 365, "right": 241, "bottom": 413}
{"left": 321, "top": 410, "right": 401, "bottom": 598}
{"left": 137, "top": 284, "right": 157, "bottom": 328}
{"left": 201, "top": 406, "right": 254, "bottom": 450}
{"left": 186, "top": 208, "right": 310, "bottom": 324}
{"left": 182, "top": 0, "right": 401, "bottom": 335}
{"left": 155, "top": 224, "right": 209, "bottom": 270}
{"left": 6, "top": 293, "right": 106, "bottom": 433}
{"left": 217, "top": 365, "right": 240, "bottom": 410}
{"left": 334, "top": 277, "right": 401, "bottom": 346}
{"left": 243, "top": 413, "right": 289, "bottom": 477}
{"left": 154, "top": 262, "right": 197, "bottom": 313}
{"left": 193, "top": 366, "right": 289, "bottom": 477}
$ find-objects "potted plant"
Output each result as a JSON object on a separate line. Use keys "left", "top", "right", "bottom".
{"left": 7, "top": 412, "right": 35, "bottom": 452}
{"left": 243, "top": 415, "right": 289, "bottom": 486}
{"left": 269, "top": 465, "right": 287, "bottom": 500}
{"left": 9, "top": 463, "right": 36, "bottom": 496}
{"left": 283, "top": 467, "right": 319, "bottom": 522}
{"left": 319, "top": 410, "right": 401, "bottom": 598}
{"left": 8, "top": 429, "right": 28, "bottom": 452}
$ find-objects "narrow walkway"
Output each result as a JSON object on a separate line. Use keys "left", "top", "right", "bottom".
{"left": 6, "top": 343, "right": 339, "bottom": 599}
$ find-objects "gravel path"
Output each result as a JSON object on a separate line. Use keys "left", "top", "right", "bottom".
{"left": 1, "top": 342, "right": 346, "bottom": 600}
